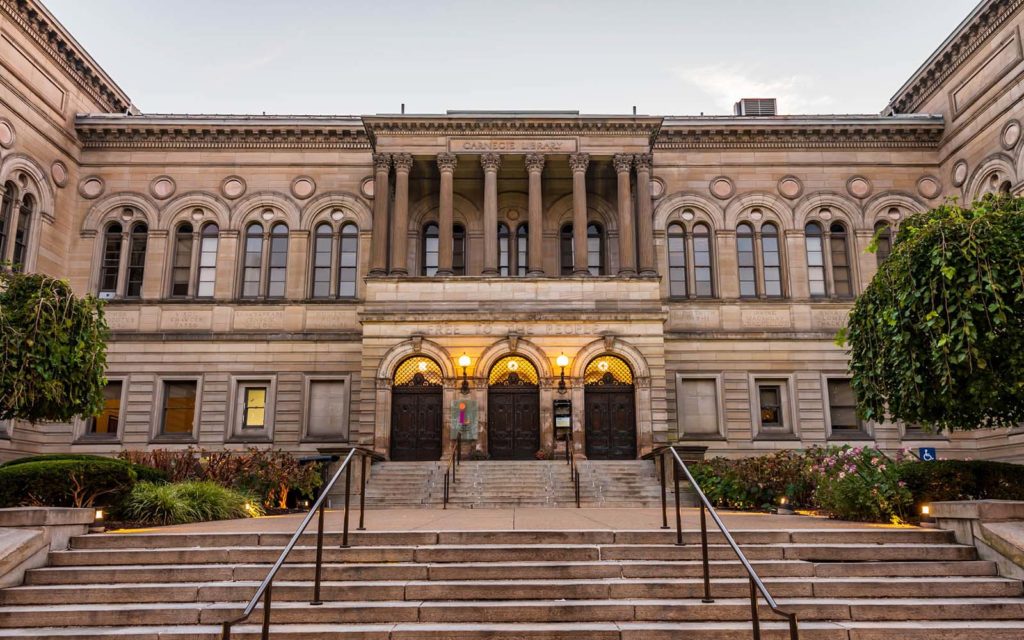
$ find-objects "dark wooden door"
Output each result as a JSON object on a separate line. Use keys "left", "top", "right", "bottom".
{"left": 390, "top": 387, "right": 443, "bottom": 461}
{"left": 488, "top": 388, "right": 540, "bottom": 460}
{"left": 584, "top": 387, "right": 636, "bottom": 460}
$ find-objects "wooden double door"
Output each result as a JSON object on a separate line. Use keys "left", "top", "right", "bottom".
{"left": 487, "top": 387, "right": 540, "bottom": 460}
{"left": 584, "top": 386, "right": 637, "bottom": 460}
{"left": 390, "top": 386, "right": 443, "bottom": 461}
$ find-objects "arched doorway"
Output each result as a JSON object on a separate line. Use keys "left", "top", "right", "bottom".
{"left": 390, "top": 356, "right": 444, "bottom": 461}
{"left": 584, "top": 355, "right": 636, "bottom": 459}
{"left": 487, "top": 355, "right": 541, "bottom": 460}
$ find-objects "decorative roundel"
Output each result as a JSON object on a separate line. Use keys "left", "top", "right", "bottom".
{"left": 290, "top": 176, "right": 316, "bottom": 200}
{"left": 190, "top": 208, "right": 205, "bottom": 222}
{"left": 846, "top": 176, "right": 872, "bottom": 199}
{"left": 0, "top": 118, "right": 15, "bottom": 148}
{"left": 50, "top": 161, "right": 68, "bottom": 188}
{"left": 360, "top": 175, "right": 375, "bottom": 199}
{"left": 680, "top": 209, "right": 695, "bottom": 221}
{"left": 220, "top": 175, "right": 247, "bottom": 199}
{"left": 748, "top": 208, "right": 764, "bottom": 222}
{"left": 260, "top": 208, "right": 275, "bottom": 222}
{"left": 777, "top": 175, "right": 803, "bottom": 200}
{"left": 650, "top": 177, "right": 666, "bottom": 199}
{"left": 709, "top": 176, "right": 735, "bottom": 200}
{"left": 951, "top": 160, "right": 969, "bottom": 187}
{"left": 506, "top": 208, "right": 520, "bottom": 221}
{"left": 1001, "top": 120, "right": 1021, "bottom": 150}
{"left": 149, "top": 175, "right": 176, "bottom": 200}
{"left": 916, "top": 175, "right": 942, "bottom": 200}
{"left": 330, "top": 209, "right": 345, "bottom": 222}
{"left": 78, "top": 176, "right": 105, "bottom": 199}
{"left": 817, "top": 207, "right": 834, "bottom": 221}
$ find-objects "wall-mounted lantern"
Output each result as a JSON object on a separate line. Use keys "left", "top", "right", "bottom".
{"left": 556, "top": 353, "right": 570, "bottom": 394}
{"left": 458, "top": 353, "right": 471, "bottom": 394}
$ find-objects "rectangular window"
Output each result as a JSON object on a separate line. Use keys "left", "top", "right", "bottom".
{"left": 125, "top": 234, "right": 147, "bottom": 298}
{"left": 806, "top": 235, "right": 826, "bottom": 297}
{"left": 242, "top": 386, "right": 267, "bottom": 429}
{"left": 88, "top": 381, "right": 123, "bottom": 437}
{"left": 751, "top": 377, "right": 794, "bottom": 438}
{"left": 762, "top": 235, "right": 782, "bottom": 297}
{"left": 306, "top": 379, "right": 350, "bottom": 441}
{"left": 161, "top": 381, "right": 197, "bottom": 436}
{"left": 677, "top": 378, "right": 721, "bottom": 438}
{"left": 196, "top": 234, "right": 218, "bottom": 298}
{"left": 171, "top": 233, "right": 193, "bottom": 297}
{"left": 827, "top": 378, "right": 866, "bottom": 437}
{"left": 758, "top": 385, "right": 783, "bottom": 428}
{"left": 693, "top": 234, "right": 713, "bottom": 297}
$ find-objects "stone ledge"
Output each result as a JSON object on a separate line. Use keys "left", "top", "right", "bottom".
{"left": 931, "top": 500, "right": 1024, "bottom": 522}
{"left": 0, "top": 507, "right": 96, "bottom": 527}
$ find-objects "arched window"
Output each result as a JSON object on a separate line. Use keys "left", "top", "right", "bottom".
{"left": 761, "top": 223, "right": 782, "bottom": 298}
{"left": 99, "top": 222, "right": 122, "bottom": 296}
{"left": 452, "top": 224, "right": 466, "bottom": 275}
{"left": 0, "top": 182, "right": 13, "bottom": 263}
{"left": 12, "top": 194, "right": 34, "bottom": 270}
{"left": 196, "top": 223, "right": 218, "bottom": 298}
{"left": 170, "top": 223, "right": 194, "bottom": 298}
{"left": 516, "top": 223, "right": 529, "bottom": 276}
{"left": 829, "top": 222, "right": 852, "bottom": 297}
{"left": 737, "top": 223, "right": 757, "bottom": 298}
{"left": 125, "top": 222, "right": 148, "bottom": 298}
{"left": 311, "top": 223, "right": 333, "bottom": 298}
{"left": 874, "top": 222, "right": 892, "bottom": 266}
{"left": 560, "top": 223, "right": 574, "bottom": 275}
{"left": 267, "top": 223, "right": 289, "bottom": 298}
{"left": 805, "top": 222, "right": 826, "bottom": 297}
{"left": 667, "top": 223, "right": 687, "bottom": 297}
{"left": 498, "top": 223, "right": 510, "bottom": 276}
{"left": 338, "top": 223, "right": 358, "bottom": 297}
{"left": 422, "top": 222, "right": 439, "bottom": 276}
{"left": 693, "top": 223, "right": 713, "bottom": 297}
{"left": 241, "top": 222, "right": 264, "bottom": 298}
{"left": 587, "top": 223, "right": 604, "bottom": 276}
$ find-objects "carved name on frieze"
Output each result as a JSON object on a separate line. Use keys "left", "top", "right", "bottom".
{"left": 233, "top": 310, "right": 283, "bottom": 330}
{"left": 812, "top": 309, "right": 850, "bottom": 330}
{"left": 741, "top": 309, "right": 791, "bottom": 329}
{"left": 420, "top": 322, "right": 618, "bottom": 337}
{"left": 306, "top": 310, "right": 355, "bottom": 330}
{"left": 448, "top": 138, "right": 578, "bottom": 153}
{"left": 672, "top": 309, "right": 720, "bottom": 330}
{"left": 105, "top": 310, "right": 139, "bottom": 331}
{"left": 160, "top": 310, "right": 211, "bottom": 331}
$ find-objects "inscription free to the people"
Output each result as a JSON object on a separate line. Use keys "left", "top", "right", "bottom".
{"left": 449, "top": 138, "right": 578, "bottom": 153}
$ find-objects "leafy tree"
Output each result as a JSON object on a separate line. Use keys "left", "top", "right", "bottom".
{"left": 0, "top": 270, "right": 108, "bottom": 423}
{"left": 841, "top": 195, "right": 1024, "bottom": 431}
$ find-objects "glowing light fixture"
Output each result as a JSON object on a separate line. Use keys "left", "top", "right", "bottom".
{"left": 597, "top": 360, "right": 610, "bottom": 373}
{"left": 417, "top": 361, "right": 428, "bottom": 372}
{"left": 458, "top": 353, "right": 471, "bottom": 394}
{"left": 556, "top": 353, "right": 570, "bottom": 394}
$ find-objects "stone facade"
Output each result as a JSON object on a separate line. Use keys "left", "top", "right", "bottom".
{"left": 1, "top": 0, "right": 1024, "bottom": 462}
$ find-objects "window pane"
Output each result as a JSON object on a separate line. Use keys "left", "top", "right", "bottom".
{"left": 830, "top": 228, "right": 852, "bottom": 297}
{"left": 267, "top": 225, "right": 288, "bottom": 298}
{"left": 162, "top": 381, "right": 196, "bottom": 434}
{"left": 125, "top": 224, "right": 147, "bottom": 298}
{"left": 312, "top": 224, "right": 332, "bottom": 298}
{"left": 737, "top": 225, "right": 757, "bottom": 298}
{"left": 242, "top": 225, "right": 263, "bottom": 298}
{"left": 0, "top": 183, "right": 12, "bottom": 261}
{"left": 560, "top": 224, "right": 574, "bottom": 275}
{"left": 693, "top": 225, "right": 712, "bottom": 297}
{"left": 759, "top": 385, "right": 782, "bottom": 427}
{"left": 242, "top": 387, "right": 267, "bottom": 429}
{"left": 667, "top": 224, "right": 687, "bottom": 297}
{"left": 587, "top": 223, "right": 602, "bottom": 276}
{"left": 196, "top": 225, "right": 218, "bottom": 298}
{"left": 12, "top": 196, "right": 32, "bottom": 270}
{"left": 338, "top": 224, "right": 358, "bottom": 297}
{"left": 99, "top": 224, "right": 122, "bottom": 294}
{"left": 516, "top": 224, "right": 529, "bottom": 276}
{"left": 679, "top": 379, "right": 719, "bottom": 436}
{"left": 761, "top": 226, "right": 782, "bottom": 298}
{"left": 875, "top": 223, "right": 892, "bottom": 266}
{"left": 307, "top": 380, "right": 349, "bottom": 440}
{"left": 90, "top": 381, "right": 122, "bottom": 436}
{"left": 423, "top": 223, "right": 439, "bottom": 276}
{"left": 828, "top": 379, "right": 861, "bottom": 431}
{"left": 452, "top": 225, "right": 466, "bottom": 276}
{"left": 805, "top": 224, "right": 826, "bottom": 296}
{"left": 498, "top": 223, "right": 510, "bottom": 277}
{"left": 171, "top": 224, "right": 193, "bottom": 297}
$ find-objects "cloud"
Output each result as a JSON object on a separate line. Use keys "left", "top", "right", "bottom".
{"left": 673, "top": 65, "right": 836, "bottom": 115}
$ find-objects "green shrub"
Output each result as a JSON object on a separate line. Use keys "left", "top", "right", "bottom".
{"left": 0, "top": 459, "right": 137, "bottom": 508}
{"left": 898, "top": 459, "right": 1024, "bottom": 511}
{"left": 119, "top": 481, "right": 263, "bottom": 526}
{"left": 1, "top": 453, "right": 167, "bottom": 484}
{"left": 690, "top": 449, "right": 822, "bottom": 511}
{"left": 814, "top": 446, "right": 912, "bottom": 523}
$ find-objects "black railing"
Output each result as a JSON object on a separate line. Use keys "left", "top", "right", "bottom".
{"left": 442, "top": 432, "right": 462, "bottom": 509}
{"left": 221, "top": 447, "right": 384, "bottom": 640}
{"left": 565, "top": 431, "right": 581, "bottom": 508}
{"left": 650, "top": 446, "right": 800, "bottom": 640}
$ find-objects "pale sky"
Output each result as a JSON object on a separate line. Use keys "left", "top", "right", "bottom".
{"left": 46, "top": 0, "right": 980, "bottom": 116}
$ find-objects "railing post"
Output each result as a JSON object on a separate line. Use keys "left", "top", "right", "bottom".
{"left": 358, "top": 454, "right": 367, "bottom": 531}
{"left": 443, "top": 470, "right": 449, "bottom": 510}
{"left": 700, "top": 501, "right": 713, "bottom": 603}
{"left": 260, "top": 582, "right": 272, "bottom": 640}
{"left": 340, "top": 461, "right": 352, "bottom": 548}
{"left": 221, "top": 622, "right": 231, "bottom": 640}
{"left": 659, "top": 453, "right": 669, "bottom": 530}
{"left": 787, "top": 613, "right": 800, "bottom": 639}
{"left": 749, "top": 577, "right": 762, "bottom": 640}
{"left": 311, "top": 501, "right": 326, "bottom": 605}
{"left": 673, "top": 457, "right": 683, "bottom": 546}
{"left": 575, "top": 469, "right": 580, "bottom": 508}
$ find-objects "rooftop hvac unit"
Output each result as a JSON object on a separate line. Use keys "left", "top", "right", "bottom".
{"left": 733, "top": 98, "right": 777, "bottom": 116}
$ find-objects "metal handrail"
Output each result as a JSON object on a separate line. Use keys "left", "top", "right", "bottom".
{"left": 651, "top": 446, "right": 799, "bottom": 640}
{"left": 221, "top": 446, "right": 384, "bottom": 640}
{"left": 442, "top": 432, "right": 462, "bottom": 509}
{"left": 565, "top": 430, "right": 581, "bottom": 508}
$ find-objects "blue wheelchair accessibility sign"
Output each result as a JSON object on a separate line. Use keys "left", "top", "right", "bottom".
{"left": 919, "top": 447, "right": 937, "bottom": 462}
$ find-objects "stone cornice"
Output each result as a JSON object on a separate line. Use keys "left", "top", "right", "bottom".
{"left": 1, "top": 0, "right": 132, "bottom": 113}
{"left": 656, "top": 115, "right": 945, "bottom": 150}
{"left": 885, "top": 0, "right": 1024, "bottom": 115}
{"left": 75, "top": 114, "right": 371, "bottom": 150}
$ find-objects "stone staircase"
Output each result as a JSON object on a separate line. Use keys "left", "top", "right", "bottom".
{"left": 1, "top": 527, "right": 1023, "bottom": 638}
{"left": 361, "top": 460, "right": 695, "bottom": 508}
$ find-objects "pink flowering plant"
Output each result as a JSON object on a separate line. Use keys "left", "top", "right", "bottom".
{"left": 813, "top": 446, "right": 912, "bottom": 523}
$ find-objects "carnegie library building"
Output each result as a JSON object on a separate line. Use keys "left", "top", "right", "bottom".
{"left": 2, "top": 0, "right": 1024, "bottom": 465}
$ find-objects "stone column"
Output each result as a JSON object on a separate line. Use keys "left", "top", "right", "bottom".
{"left": 525, "top": 153, "right": 545, "bottom": 275}
{"left": 390, "top": 153, "right": 413, "bottom": 275}
{"left": 436, "top": 152, "right": 458, "bottom": 275}
{"left": 569, "top": 153, "right": 590, "bottom": 275}
{"left": 634, "top": 153, "right": 656, "bottom": 276}
{"left": 369, "top": 153, "right": 391, "bottom": 276}
{"left": 481, "top": 153, "right": 501, "bottom": 275}
{"left": 613, "top": 154, "right": 636, "bottom": 276}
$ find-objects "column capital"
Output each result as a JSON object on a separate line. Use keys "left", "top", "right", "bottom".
{"left": 373, "top": 153, "right": 392, "bottom": 172}
{"left": 568, "top": 152, "right": 590, "bottom": 174}
{"left": 480, "top": 153, "right": 502, "bottom": 173}
{"left": 633, "top": 153, "right": 652, "bottom": 171}
{"left": 612, "top": 153, "right": 633, "bottom": 173}
{"left": 392, "top": 153, "right": 414, "bottom": 172}
{"left": 524, "top": 153, "right": 546, "bottom": 173}
{"left": 437, "top": 152, "right": 458, "bottom": 173}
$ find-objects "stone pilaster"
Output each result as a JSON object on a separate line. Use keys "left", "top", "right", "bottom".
{"left": 369, "top": 153, "right": 391, "bottom": 276}
{"left": 525, "top": 153, "right": 545, "bottom": 276}
{"left": 613, "top": 154, "right": 636, "bottom": 276}
{"left": 480, "top": 153, "right": 501, "bottom": 275}
{"left": 390, "top": 153, "right": 413, "bottom": 275}
{"left": 569, "top": 153, "right": 590, "bottom": 275}
{"left": 634, "top": 153, "right": 656, "bottom": 276}
{"left": 436, "top": 152, "right": 458, "bottom": 276}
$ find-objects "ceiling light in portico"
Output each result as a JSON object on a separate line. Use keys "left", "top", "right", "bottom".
{"left": 597, "top": 360, "right": 610, "bottom": 373}
{"left": 507, "top": 360, "right": 519, "bottom": 372}
{"left": 417, "top": 361, "right": 428, "bottom": 372}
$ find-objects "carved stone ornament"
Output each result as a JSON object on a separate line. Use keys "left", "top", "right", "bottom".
{"left": 603, "top": 334, "right": 617, "bottom": 351}
{"left": 524, "top": 153, "right": 546, "bottom": 173}
{"left": 436, "top": 152, "right": 458, "bottom": 173}
{"left": 612, "top": 154, "right": 633, "bottom": 173}
{"left": 568, "top": 153, "right": 590, "bottom": 173}
{"left": 508, "top": 332, "right": 520, "bottom": 353}
{"left": 480, "top": 153, "right": 502, "bottom": 172}
{"left": 411, "top": 335, "right": 423, "bottom": 352}
{"left": 392, "top": 153, "right": 414, "bottom": 172}
{"left": 633, "top": 153, "right": 652, "bottom": 172}
{"left": 373, "top": 153, "right": 392, "bottom": 172}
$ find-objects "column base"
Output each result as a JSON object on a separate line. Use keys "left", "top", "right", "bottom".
{"left": 527, "top": 269, "right": 545, "bottom": 276}
{"left": 573, "top": 268, "right": 591, "bottom": 276}
{"left": 436, "top": 269, "right": 454, "bottom": 276}
{"left": 390, "top": 268, "right": 408, "bottom": 276}
{"left": 618, "top": 268, "right": 637, "bottom": 277}
{"left": 368, "top": 268, "right": 388, "bottom": 276}
{"left": 481, "top": 268, "right": 499, "bottom": 276}
{"left": 638, "top": 268, "right": 658, "bottom": 277}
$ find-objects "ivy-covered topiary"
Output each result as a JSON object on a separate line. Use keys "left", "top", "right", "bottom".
{"left": 841, "top": 195, "right": 1024, "bottom": 431}
{"left": 0, "top": 271, "right": 108, "bottom": 423}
